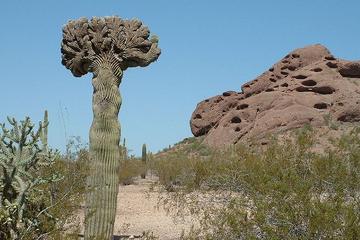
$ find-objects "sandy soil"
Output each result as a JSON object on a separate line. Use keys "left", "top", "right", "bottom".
{"left": 76, "top": 176, "right": 195, "bottom": 240}
{"left": 114, "top": 176, "right": 195, "bottom": 239}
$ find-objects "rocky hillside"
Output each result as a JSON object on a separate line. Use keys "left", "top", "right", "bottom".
{"left": 190, "top": 44, "right": 360, "bottom": 147}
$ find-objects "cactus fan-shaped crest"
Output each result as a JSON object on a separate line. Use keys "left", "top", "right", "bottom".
{"left": 61, "top": 16, "right": 161, "bottom": 77}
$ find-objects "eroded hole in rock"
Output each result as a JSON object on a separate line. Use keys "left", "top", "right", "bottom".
{"left": 245, "top": 93, "right": 252, "bottom": 98}
{"left": 265, "top": 88, "right": 274, "bottom": 92}
{"left": 311, "top": 67, "right": 323, "bottom": 72}
{"left": 295, "top": 86, "right": 309, "bottom": 92}
{"left": 325, "top": 55, "right": 336, "bottom": 60}
{"left": 301, "top": 79, "right": 317, "bottom": 86}
{"left": 326, "top": 62, "right": 338, "bottom": 68}
{"left": 281, "top": 66, "right": 288, "bottom": 70}
{"left": 281, "top": 71, "right": 289, "bottom": 75}
{"left": 269, "top": 78, "right": 277, "bottom": 82}
{"left": 223, "top": 92, "right": 232, "bottom": 97}
{"left": 313, "top": 86, "right": 335, "bottom": 94}
{"left": 235, "top": 127, "right": 241, "bottom": 132}
{"left": 293, "top": 74, "right": 308, "bottom": 79}
{"left": 198, "top": 125, "right": 212, "bottom": 136}
{"left": 313, "top": 103, "right": 328, "bottom": 109}
{"left": 194, "top": 114, "right": 202, "bottom": 119}
{"left": 337, "top": 114, "right": 360, "bottom": 122}
{"left": 281, "top": 83, "right": 289, "bottom": 87}
{"left": 339, "top": 64, "right": 360, "bottom": 78}
{"left": 292, "top": 53, "right": 300, "bottom": 58}
{"left": 231, "top": 116, "right": 242, "bottom": 123}
{"left": 237, "top": 104, "right": 249, "bottom": 110}
{"left": 214, "top": 97, "right": 223, "bottom": 103}
{"left": 228, "top": 103, "right": 237, "bottom": 109}
{"left": 269, "top": 67, "right": 274, "bottom": 72}
{"left": 205, "top": 99, "right": 209, "bottom": 102}
{"left": 338, "top": 102, "right": 344, "bottom": 106}
{"left": 288, "top": 65, "right": 296, "bottom": 71}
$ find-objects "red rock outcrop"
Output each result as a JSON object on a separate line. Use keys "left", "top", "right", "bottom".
{"left": 190, "top": 44, "right": 360, "bottom": 147}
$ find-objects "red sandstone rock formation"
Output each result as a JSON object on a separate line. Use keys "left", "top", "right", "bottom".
{"left": 190, "top": 44, "right": 360, "bottom": 147}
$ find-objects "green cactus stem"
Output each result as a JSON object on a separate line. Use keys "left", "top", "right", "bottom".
{"left": 0, "top": 111, "right": 59, "bottom": 239}
{"left": 141, "top": 144, "right": 147, "bottom": 179}
{"left": 85, "top": 54, "right": 122, "bottom": 238}
{"left": 61, "top": 16, "right": 160, "bottom": 239}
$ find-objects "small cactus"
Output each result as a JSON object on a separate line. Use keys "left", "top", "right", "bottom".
{"left": 0, "top": 111, "right": 60, "bottom": 239}
{"left": 122, "top": 138, "right": 128, "bottom": 161}
{"left": 141, "top": 144, "right": 147, "bottom": 179}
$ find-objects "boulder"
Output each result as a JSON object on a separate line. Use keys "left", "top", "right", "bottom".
{"left": 190, "top": 44, "right": 360, "bottom": 147}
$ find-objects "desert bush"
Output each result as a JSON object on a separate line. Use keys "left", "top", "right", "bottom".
{"left": 0, "top": 114, "right": 88, "bottom": 240}
{"left": 118, "top": 157, "right": 145, "bottom": 185}
{"left": 41, "top": 143, "right": 88, "bottom": 239}
{"left": 153, "top": 126, "right": 360, "bottom": 239}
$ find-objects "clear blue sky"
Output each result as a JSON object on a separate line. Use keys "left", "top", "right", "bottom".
{"left": 1, "top": 0, "right": 359, "bottom": 155}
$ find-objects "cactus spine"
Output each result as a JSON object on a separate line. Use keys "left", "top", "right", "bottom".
{"left": 141, "top": 144, "right": 147, "bottom": 179}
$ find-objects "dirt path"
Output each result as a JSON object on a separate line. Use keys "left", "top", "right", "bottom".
{"left": 76, "top": 176, "right": 195, "bottom": 240}
{"left": 114, "top": 176, "right": 194, "bottom": 239}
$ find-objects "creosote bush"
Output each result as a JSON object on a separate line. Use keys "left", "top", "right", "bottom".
{"left": 118, "top": 158, "right": 145, "bottom": 185}
{"left": 152, "top": 126, "right": 360, "bottom": 239}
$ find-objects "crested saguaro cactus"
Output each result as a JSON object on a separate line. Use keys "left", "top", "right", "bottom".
{"left": 60, "top": 17, "right": 160, "bottom": 239}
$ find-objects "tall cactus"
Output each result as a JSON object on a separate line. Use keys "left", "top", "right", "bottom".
{"left": 61, "top": 16, "right": 160, "bottom": 239}
{"left": 141, "top": 144, "right": 147, "bottom": 179}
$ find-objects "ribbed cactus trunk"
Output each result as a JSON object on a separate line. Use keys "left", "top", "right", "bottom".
{"left": 85, "top": 54, "right": 122, "bottom": 240}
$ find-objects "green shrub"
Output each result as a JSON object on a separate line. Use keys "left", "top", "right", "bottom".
{"left": 118, "top": 158, "right": 145, "bottom": 185}
{"left": 0, "top": 114, "right": 88, "bottom": 239}
{"left": 153, "top": 127, "right": 360, "bottom": 239}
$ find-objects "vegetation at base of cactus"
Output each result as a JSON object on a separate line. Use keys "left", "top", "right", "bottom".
{"left": 0, "top": 111, "right": 61, "bottom": 239}
{"left": 141, "top": 144, "right": 147, "bottom": 179}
